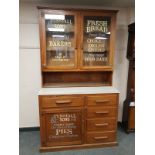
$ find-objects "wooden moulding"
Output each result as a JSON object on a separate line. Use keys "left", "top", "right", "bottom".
{"left": 42, "top": 71, "right": 112, "bottom": 87}
{"left": 40, "top": 142, "right": 118, "bottom": 152}
{"left": 37, "top": 6, "right": 118, "bottom": 14}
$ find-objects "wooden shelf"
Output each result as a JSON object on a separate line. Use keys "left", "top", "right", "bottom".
{"left": 42, "top": 71, "right": 112, "bottom": 87}
{"left": 43, "top": 82, "right": 111, "bottom": 88}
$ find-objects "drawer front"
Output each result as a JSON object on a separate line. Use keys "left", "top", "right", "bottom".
{"left": 87, "top": 94, "right": 117, "bottom": 106}
{"left": 87, "top": 118, "right": 116, "bottom": 131}
{"left": 87, "top": 131, "right": 116, "bottom": 144}
{"left": 87, "top": 107, "right": 117, "bottom": 118}
{"left": 40, "top": 96, "right": 83, "bottom": 108}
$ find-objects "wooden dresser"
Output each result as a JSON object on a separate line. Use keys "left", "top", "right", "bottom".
{"left": 38, "top": 87, "right": 119, "bottom": 152}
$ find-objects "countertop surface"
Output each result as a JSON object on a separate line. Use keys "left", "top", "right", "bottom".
{"left": 38, "top": 86, "right": 120, "bottom": 95}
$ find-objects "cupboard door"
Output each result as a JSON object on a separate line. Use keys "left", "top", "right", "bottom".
{"left": 43, "top": 108, "right": 84, "bottom": 146}
{"left": 39, "top": 10, "right": 78, "bottom": 70}
{"left": 80, "top": 12, "right": 116, "bottom": 70}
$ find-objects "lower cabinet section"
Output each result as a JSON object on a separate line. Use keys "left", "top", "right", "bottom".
{"left": 39, "top": 93, "right": 118, "bottom": 152}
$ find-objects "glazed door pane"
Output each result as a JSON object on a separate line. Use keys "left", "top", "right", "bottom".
{"left": 82, "top": 15, "right": 111, "bottom": 67}
{"left": 45, "top": 13, "right": 76, "bottom": 68}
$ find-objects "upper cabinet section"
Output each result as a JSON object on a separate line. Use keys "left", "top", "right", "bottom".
{"left": 38, "top": 8, "right": 117, "bottom": 71}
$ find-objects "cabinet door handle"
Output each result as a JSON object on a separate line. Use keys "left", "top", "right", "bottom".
{"left": 95, "top": 123, "right": 108, "bottom": 127}
{"left": 55, "top": 100, "right": 72, "bottom": 104}
{"left": 94, "top": 136, "right": 108, "bottom": 140}
{"left": 95, "top": 111, "right": 109, "bottom": 114}
{"left": 95, "top": 100, "right": 110, "bottom": 103}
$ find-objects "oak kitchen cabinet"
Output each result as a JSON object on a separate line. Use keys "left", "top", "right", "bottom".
{"left": 37, "top": 7, "right": 119, "bottom": 152}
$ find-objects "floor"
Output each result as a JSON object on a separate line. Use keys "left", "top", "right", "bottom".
{"left": 19, "top": 127, "right": 135, "bottom": 155}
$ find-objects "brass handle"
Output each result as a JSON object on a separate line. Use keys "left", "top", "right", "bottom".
{"left": 94, "top": 136, "right": 108, "bottom": 140}
{"left": 95, "top": 100, "right": 110, "bottom": 103}
{"left": 95, "top": 123, "right": 108, "bottom": 127}
{"left": 95, "top": 111, "right": 109, "bottom": 114}
{"left": 55, "top": 100, "right": 72, "bottom": 104}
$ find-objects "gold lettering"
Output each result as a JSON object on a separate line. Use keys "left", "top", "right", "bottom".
{"left": 55, "top": 128, "right": 73, "bottom": 136}
{"left": 86, "top": 20, "right": 108, "bottom": 33}
{"left": 48, "top": 40, "right": 71, "bottom": 47}
{"left": 87, "top": 39, "right": 102, "bottom": 43}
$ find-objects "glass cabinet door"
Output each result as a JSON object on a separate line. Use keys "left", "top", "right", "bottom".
{"left": 81, "top": 14, "right": 113, "bottom": 69}
{"left": 43, "top": 11, "right": 77, "bottom": 69}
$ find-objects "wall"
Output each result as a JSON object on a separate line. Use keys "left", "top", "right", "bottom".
{"left": 19, "top": 2, "right": 135, "bottom": 127}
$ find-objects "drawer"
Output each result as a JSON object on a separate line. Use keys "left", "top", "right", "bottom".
{"left": 87, "top": 118, "right": 116, "bottom": 132}
{"left": 87, "top": 94, "right": 117, "bottom": 106}
{"left": 40, "top": 96, "right": 84, "bottom": 108}
{"left": 87, "top": 107, "right": 117, "bottom": 118}
{"left": 87, "top": 131, "right": 116, "bottom": 144}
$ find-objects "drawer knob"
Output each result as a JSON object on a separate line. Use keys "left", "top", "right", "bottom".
{"left": 95, "top": 123, "right": 108, "bottom": 127}
{"left": 94, "top": 136, "right": 108, "bottom": 140}
{"left": 95, "top": 111, "right": 109, "bottom": 114}
{"left": 55, "top": 100, "right": 72, "bottom": 104}
{"left": 95, "top": 100, "right": 110, "bottom": 103}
